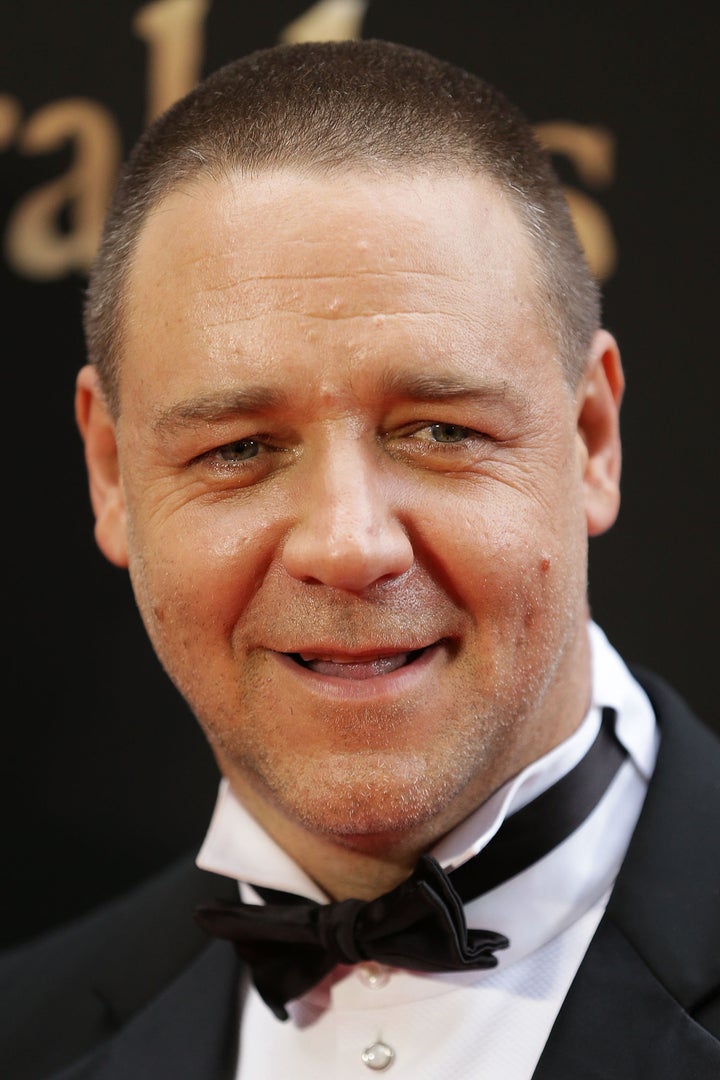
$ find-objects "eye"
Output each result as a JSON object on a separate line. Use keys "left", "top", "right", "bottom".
{"left": 189, "top": 435, "right": 293, "bottom": 489}
{"left": 425, "top": 423, "right": 473, "bottom": 443}
{"left": 407, "top": 422, "right": 479, "bottom": 444}
{"left": 386, "top": 419, "right": 494, "bottom": 471}
{"left": 215, "top": 439, "right": 263, "bottom": 462}
{"left": 193, "top": 436, "right": 282, "bottom": 474}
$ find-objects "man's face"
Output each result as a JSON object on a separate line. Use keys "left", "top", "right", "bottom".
{"left": 79, "top": 169, "right": 622, "bottom": 855}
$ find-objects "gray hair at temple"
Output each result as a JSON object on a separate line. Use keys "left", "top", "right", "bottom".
{"left": 84, "top": 38, "right": 601, "bottom": 417}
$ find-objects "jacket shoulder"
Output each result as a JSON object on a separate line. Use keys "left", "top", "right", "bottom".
{"left": 0, "top": 853, "right": 235, "bottom": 1079}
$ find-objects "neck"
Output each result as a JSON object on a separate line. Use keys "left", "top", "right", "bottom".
{"left": 292, "top": 838, "right": 422, "bottom": 901}
{"left": 226, "top": 779, "right": 433, "bottom": 899}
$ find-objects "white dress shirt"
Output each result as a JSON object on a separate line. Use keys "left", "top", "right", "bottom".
{"left": 197, "top": 622, "right": 659, "bottom": 1078}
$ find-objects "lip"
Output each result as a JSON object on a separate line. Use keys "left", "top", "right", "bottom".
{"left": 293, "top": 648, "right": 423, "bottom": 680}
{"left": 296, "top": 648, "right": 417, "bottom": 663}
{"left": 269, "top": 640, "right": 447, "bottom": 701}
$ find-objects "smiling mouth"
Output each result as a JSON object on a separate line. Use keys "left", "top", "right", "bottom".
{"left": 287, "top": 647, "right": 429, "bottom": 680}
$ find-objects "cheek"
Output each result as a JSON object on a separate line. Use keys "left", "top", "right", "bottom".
{"left": 126, "top": 503, "right": 276, "bottom": 641}
{"left": 426, "top": 494, "right": 586, "bottom": 628}
{"left": 517, "top": 508, "right": 589, "bottom": 637}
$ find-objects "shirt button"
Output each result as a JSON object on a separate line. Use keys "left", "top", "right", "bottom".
{"left": 357, "top": 962, "right": 391, "bottom": 988}
{"left": 361, "top": 1041, "right": 395, "bottom": 1071}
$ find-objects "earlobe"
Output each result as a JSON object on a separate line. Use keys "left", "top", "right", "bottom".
{"left": 576, "top": 330, "right": 625, "bottom": 538}
{"left": 75, "top": 365, "right": 129, "bottom": 567}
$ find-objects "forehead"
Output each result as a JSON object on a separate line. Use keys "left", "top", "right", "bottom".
{"left": 121, "top": 168, "right": 551, "bottom": 407}
{"left": 138, "top": 165, "right": 531, "bottom": 265}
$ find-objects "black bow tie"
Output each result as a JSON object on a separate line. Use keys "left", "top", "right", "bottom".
{"left": 195, "top": 708, "right": 624, "bottom": 1020}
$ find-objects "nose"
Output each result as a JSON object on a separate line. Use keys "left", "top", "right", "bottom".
{"left": 281, "top": 442, "right": 414, "bottom": 592}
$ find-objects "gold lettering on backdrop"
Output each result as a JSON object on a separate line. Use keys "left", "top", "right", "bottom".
{"left": 534, "top": 121, "right": 617, "bottom": 281}
{"left": 133, "top": 0, "right": 210, "bottom": 125}
{"left": 0, "top": 95, "right": 22, "bottom": 148}
{"left": 1, "top": 6, "right": 617, "bottom": 284}
{"left": 4, "top": 99, "right": 121, "bottom": 280}
{"left": 280, "top": 0, "right": 368, "bottom": 44}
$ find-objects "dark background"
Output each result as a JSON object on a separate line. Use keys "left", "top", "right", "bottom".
{"left": 2, "top": 0, "right": 717, "bottom": 949}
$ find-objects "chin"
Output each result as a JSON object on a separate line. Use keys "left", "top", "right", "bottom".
{"left": 266, "top": 754, "right": 460, "bottom": 844}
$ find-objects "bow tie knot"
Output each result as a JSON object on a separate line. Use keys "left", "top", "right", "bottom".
{"left": 319, "top": 855, "right": 508, "bottom": 970}
{"left": 315, "top": 897, "right": 368, "bottom": 966}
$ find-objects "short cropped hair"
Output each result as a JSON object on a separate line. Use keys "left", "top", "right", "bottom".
{"left": 84, "top": 39, "right": 601, "bottom": 415}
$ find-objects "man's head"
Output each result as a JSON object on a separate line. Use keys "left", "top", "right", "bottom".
{"left": 76, "top": 40, "right": 623, "bottom": 894}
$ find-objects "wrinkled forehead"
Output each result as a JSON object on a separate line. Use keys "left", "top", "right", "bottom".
{"left": 127, "top": 166, "right": 540, "bottom": 316}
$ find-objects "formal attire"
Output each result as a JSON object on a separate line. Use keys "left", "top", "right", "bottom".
{"left": 2, "top": 626, "right": 719, "bottom": 1078}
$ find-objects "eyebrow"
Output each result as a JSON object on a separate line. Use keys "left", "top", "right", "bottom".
{"left": 377, "top": 369, "right": 520, "bottom": 405}
{"left": 151, "top": 367, "right": 525, "bottom": 434}
{"left": 152, "top": 386, "right": 291, "bottom": 434}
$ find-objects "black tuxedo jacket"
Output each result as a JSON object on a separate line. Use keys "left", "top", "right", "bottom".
{"left": 2, "top": 669, "right": 719, "bottom": 1079}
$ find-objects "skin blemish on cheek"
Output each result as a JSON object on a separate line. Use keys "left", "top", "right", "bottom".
{"left": 539, "top": 557, "right": 552, "bottom": 574}
{"left": 151, "top": 602, "right": 167, "bottom": 625}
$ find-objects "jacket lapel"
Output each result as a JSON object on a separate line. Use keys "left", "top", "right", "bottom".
{"left": 533, "top": 668, "right": 720, "bottom": 1077}
{"left": 532, "top": 917, "right": 720, "bottom": 1078}
{"left": 52, "top": 940, "right": 241, "bottom": 1080}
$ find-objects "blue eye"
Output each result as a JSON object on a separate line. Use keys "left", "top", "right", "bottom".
{"left": 428, "top": 423, "right": 472, "bottom": 443}
{"left": 217, "top": 440, "right": 261, "bottom": 461}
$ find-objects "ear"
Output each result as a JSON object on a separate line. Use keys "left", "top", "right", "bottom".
{"left": 75, "top": 365, "right": 129, "bottom": 567}
{"left": 576, "top": 329, "right": 625, "bottom": 537}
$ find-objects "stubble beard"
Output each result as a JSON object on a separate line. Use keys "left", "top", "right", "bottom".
{"left": 205, "top": 677, "right": 542, "bottom": 849}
